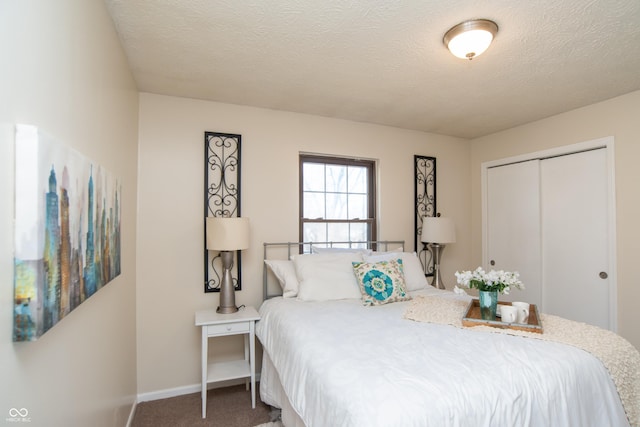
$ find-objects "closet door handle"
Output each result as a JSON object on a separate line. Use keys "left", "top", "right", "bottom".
{"left": 599, "top": 271, "right": 608, "bottom": 279}
{"left": 490, "top": 260, "right": 496, "bottom": 266}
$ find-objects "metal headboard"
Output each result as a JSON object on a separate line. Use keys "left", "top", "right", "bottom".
{"left": 262, "top": 240, "right": 405, "bottom": 300}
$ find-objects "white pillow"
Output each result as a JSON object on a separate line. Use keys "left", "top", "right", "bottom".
{"left": 264, "top": 260, "right": 299, "bottom": 298}
{"left": 363, "top": 252, "right": 428, "bottom": 291}
{"left": 294, "top": 253, "right": 364, "bottom": 301}
{"left": 371, "top": 246, "right": 404, "bottom": 254}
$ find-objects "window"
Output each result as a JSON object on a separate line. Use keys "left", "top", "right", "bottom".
{"left": 300, "top": 154, "right": 376, "bottom": 245}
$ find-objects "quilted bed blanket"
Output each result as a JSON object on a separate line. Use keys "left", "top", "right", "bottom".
{"left": 404, "top": 295, "right": 640, "bottom": 427}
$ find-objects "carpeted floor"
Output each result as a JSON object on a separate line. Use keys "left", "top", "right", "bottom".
{"left": 131, "top": 384, "right": 277, "bottom": 427}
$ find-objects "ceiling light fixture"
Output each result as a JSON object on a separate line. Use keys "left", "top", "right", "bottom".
{"left": 443, "top": 19, "right": 498, "bottom": 60}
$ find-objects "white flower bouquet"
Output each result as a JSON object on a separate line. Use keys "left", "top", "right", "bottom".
{"left": 454, "top": 267, "right": 524, "bottom": 295}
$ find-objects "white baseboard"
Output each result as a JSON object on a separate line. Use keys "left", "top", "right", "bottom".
{"left": 137, "top": 383, "right": 201, "bottom": 402}
{"left": 136, "top": 374, "right": 261, "bottom": 403}
{"left": 125, "top": 401, "right": 136, "bottom": 427}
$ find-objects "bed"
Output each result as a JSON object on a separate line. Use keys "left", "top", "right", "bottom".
{"left": 256, "top": 241, "right": 639, "bottom": 427}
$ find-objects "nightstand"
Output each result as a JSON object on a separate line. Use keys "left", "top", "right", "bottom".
{"left": 195, "top": 306, "right": 260, "bottom": 418}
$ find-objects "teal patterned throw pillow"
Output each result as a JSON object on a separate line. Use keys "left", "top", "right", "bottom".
{"left": 352, "top": 259, "right": 411, "bottom": 306}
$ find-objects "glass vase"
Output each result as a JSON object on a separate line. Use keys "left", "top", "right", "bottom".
{"left": 479, "top": 290, "right": 498, "bottom": 320}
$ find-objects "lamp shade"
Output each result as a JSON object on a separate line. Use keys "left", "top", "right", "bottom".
{"left": 206, "top": 217, "right": 250, "bottom": 251}
{"left": 443, "top": 19, "right": 498, "bottom": 60}
{"left": 421, "top": 216, "right": 456, "bottom": 244}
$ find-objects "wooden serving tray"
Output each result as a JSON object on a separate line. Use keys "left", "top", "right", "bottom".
{"left": 462, "top": 299, "right": 543, "bottom": 334}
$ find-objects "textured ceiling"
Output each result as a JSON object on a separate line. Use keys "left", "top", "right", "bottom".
{"left": 105, "top": 0, "right": 640, "bottom": 139}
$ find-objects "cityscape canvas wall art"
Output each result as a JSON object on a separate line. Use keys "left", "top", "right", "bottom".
{"left": 13, "top": 125, "right": 121, "bottom": 341}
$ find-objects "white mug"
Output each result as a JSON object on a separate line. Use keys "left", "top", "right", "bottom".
{"left": 512, "top": 301, "right": 530, "bottom": 323}
{"left": 500, "top": 305, "right": 518, "bottom": 323}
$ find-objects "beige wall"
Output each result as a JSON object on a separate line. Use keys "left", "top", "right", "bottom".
{"left": 470, "top": 90, "right": 640, "bottom": 350}
{"left": 0, "top": 1, "right": 139, "bottom": 426}
{"left": 136, "top": 93, "right": 470, "bottom": 394}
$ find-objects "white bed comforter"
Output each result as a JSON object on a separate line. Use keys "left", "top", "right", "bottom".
{"left": 257, "top": 288, "right": 629, "bottom": 427}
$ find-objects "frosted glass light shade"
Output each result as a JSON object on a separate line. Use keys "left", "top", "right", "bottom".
{"left": 206, "top": 217, "right": 250, "bottom": 251}
{"left": 421, "top": 217, "right": 456, "bottom": 244}
{"left": 444, "top": 19, "right": 498, "bottom": 60}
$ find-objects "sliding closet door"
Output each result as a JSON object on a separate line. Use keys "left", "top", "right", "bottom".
{"left": 486, "top": 160, "right": 542, "bottom": 306}
{"left": 540, "top": 148, "right": 609, "bottom": 329}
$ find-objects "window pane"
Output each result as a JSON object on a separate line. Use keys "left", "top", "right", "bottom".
{"left": 303, "top": 222, "right": 327, "bottom": 243}
{"left": 300, "top": 155, "right": 376, "bottom": 244}
{"left": 348, "top": 194, "right": 367, "bottom": 219}
{"left": 303, "top": 163, "right": 325, "bottom": 192}
{"left": 326, "top": 193, "right": 348, "bottom": 219}
{"left": 303, "top": 192, "right": 325, "bottom": 218}
{"left": 327, "top": 222, "right": 350, "bottom": 242}
{"left": 326, "top": 165, "right": 347, "bottom": 193}
{"left": 348, "top": 166, "right": 367, "bottom": 194}
{"left": 349, "top": 222, "right": 368, "bottom": 242}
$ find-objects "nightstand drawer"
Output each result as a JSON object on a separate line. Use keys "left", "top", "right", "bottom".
{"left": 206, "top": 322, "right": 250, "bottom": 336}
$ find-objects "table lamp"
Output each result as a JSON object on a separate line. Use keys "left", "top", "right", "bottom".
{"left": 206, "top": 217, "right": 250, "bottom": 313}
{"left": 421, "top": 215, "right": 456, "bottom": 290}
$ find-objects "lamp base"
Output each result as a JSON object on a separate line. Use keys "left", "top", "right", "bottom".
{"left": 217, "top": 251, "right": 238, "bottom": 314}
{"left": 429, "top": 243, "right": 447, "bottom": 290}
{"left": 216, "top": 305, "right": 238, "bottom": 314}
